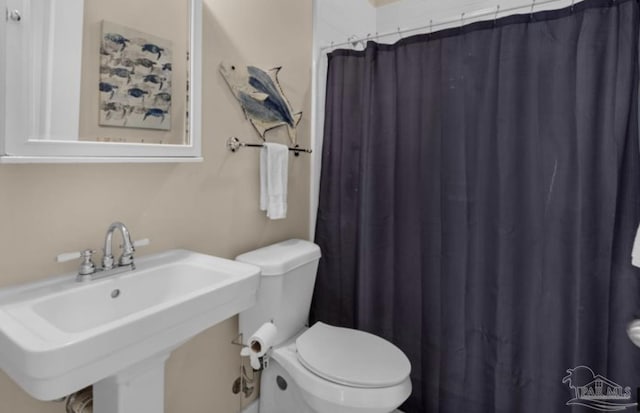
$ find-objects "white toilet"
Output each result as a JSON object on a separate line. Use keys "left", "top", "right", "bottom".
{"left": 237, "top": 239, "right": 412, "bottom": 413}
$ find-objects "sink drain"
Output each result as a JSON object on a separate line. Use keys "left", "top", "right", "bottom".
{"left": 111, "top": 289, "right": 120, "bottom": 299}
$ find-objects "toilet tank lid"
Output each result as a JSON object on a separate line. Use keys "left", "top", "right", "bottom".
{"left": 235, "top": 239, "right": 321, "bottom": 276}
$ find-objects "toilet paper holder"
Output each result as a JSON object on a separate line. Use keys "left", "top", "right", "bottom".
{"left": 231, "top": 332, "right": 244, "bottom": 347}
{"left": 231, "top": 319, "right": 276, "bottom": 348}
{"left": 232, "top": 331, "right": 272, "bottom": 371}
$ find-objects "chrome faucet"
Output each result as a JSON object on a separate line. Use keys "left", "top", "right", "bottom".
{"left": 102, "top": 222, "right": 135, "bottom": 270}
{"left": 56, "top": 222, "right": 149, "bottom": 282}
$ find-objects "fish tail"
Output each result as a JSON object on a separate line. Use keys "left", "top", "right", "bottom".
{"left": 249, "top": 118, "right": 268, "bottom": 138}
{"left": 287, "top": 124, "right": 296, "bottom": 143}
{"left": 293, "top": 112, "right": 303, "bottom": 127}
{"left": 287, "top": 112, "right": 302, "bottom": 144}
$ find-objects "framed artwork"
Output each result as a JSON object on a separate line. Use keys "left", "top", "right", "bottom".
{"left": 99, "top": 21, "right": 173, "bottom": 130}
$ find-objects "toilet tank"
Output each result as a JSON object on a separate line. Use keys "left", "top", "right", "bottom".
{"left": 236, "top": 239, "right": 321, "bottom": 347}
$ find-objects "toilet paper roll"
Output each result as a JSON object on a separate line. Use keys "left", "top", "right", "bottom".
{"left": 248, "top": 322, "right": 278, "bottom": 357}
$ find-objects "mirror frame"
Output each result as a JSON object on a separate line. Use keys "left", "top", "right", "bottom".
{"left": 0, "top": 0, "right": 202, "bottom": 163}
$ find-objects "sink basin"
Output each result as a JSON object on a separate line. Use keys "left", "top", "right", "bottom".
{"left": 0, "top": 249, "right": 260, "bottom": 401}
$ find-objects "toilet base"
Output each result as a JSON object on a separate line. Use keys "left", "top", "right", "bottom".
{"left": 259, "top": 359, "right": 313, "bottom": 413}
{"left": 259, "top": 357, "right": 409, "bottom": 413}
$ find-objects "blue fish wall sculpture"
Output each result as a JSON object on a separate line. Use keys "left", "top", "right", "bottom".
{"left": 219, "top": 63, "right": 302, "bottom": 144}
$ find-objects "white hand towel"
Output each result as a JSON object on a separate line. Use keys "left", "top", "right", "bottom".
{"left": 632, "top": 223, "right": 640, "bottom": 267}
{"left": 260, "top": 143, "right": 289, "bottom": 220}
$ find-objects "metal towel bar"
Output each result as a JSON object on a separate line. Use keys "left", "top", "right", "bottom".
{"left": 226, "top": 137, "right": 312, "bottom": 157}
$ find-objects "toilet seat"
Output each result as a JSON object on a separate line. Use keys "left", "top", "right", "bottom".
{"left": 296, "top": 322, "right": 411, "bottom": 388}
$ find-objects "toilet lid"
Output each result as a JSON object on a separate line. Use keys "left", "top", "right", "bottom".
{"left": 296, "top": 322, "right": 411, "bottom": 388}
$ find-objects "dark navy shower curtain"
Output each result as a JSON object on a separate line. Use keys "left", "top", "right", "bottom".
{"left": 312, "top": 0, "right": 640, "bottom": 412}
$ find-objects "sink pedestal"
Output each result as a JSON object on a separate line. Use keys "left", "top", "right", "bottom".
{"left": 93, "top": 353, "right": 170, "bottom": 413}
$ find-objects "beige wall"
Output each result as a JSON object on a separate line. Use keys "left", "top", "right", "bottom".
{"left": 0, "top": 0, "right": 312, "bottom": 411}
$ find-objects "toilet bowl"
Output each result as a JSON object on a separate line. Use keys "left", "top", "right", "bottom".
{"left": 266, "top": 323, "right": 411, "bottom": 413}
{"left": 237, "top": 239, "right": 412, "bottom": 413}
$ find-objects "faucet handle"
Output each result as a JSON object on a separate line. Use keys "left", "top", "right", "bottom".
{"left": 120, "top": 238, "right": 151, "bottom": 248}
{"left": 56, "top": 251, "right": 83, "bottom": 263}
{"left": 119, "top": 238, "right": 150, "bottom": 250}
{"left": 56, "top": 249, "right": 96, "bottom": 278}
{"left": 56, "top": 249, "right": 95, "bottom": 263}
{"left": 133, "top": 238, "right": 150, "bottom": 248}
{"left": 116, "top": 239, "right": 148, "bottom": 269}
{"left": 115, "top": 239, "right": 148, "bottom": 268}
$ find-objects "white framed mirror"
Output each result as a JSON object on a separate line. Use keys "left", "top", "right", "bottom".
{"left": 0, "top": 0, "right": 202, "bottom": 163}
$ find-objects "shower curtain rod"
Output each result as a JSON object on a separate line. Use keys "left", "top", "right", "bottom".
{"left": 320, "top": 0, "right": 573, "bottom": 51}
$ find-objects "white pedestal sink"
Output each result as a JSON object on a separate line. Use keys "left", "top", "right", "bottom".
{"left": 0, "top": 249, "right": 260, "bottom": 412}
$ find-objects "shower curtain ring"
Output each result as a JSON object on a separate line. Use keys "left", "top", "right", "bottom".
{"left": 397, "top": 27, "right": 402, "bottom": 39}
{"left": 363, "top": 33, "right": 372, "bottom": 48}
{"left": 570, "top": 0, "right": 575, "bottom": 11}
{"left": 530, "top": 0, "right": 537, "bottom": 20}
{"left": 460, "top": 12, "right": 465, "bottom": 27}
{"left": 429, "top": 19, "right": 434, "bottom": 34}
{"left": 494, "top": 5, "right": 500, "bottom": 24}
